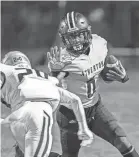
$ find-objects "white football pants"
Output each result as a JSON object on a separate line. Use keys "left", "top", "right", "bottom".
{"left": 9, "top": 101, "right": 53, "bottom": 157}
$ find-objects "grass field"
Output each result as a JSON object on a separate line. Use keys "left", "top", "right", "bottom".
{"left": 1, "top": 69, "right": 139, "bottom": 157}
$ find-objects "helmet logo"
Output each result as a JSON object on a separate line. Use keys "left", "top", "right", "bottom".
{"left": 13, "top": 56, "right": 23, "bottom": 63}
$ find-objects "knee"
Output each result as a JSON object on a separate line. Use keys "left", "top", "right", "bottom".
{"left": 113, "top": 137, "right": 131, "bottom": 152}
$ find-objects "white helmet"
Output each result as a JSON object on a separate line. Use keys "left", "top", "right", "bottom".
{"left": 2, "top": 51, "right": 31, "bottom": 68}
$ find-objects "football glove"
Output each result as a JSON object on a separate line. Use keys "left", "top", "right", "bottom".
{"left": 47, "top": 46, "right": 72, "bottom": 72}
{"left": 106, "top": 61, "right": 129, "bottom": 83}
{"left": 77, "top": 128, "right": 94, "bottom": 147}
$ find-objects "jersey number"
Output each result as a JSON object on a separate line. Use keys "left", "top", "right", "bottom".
{"left": 87, "top": 77, "right": 96, "bottom": 98}
{"left": 15, "top": 68, "right": 48, "bottom": 82}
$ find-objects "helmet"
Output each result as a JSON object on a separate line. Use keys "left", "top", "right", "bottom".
{"left": 2, "top": 51, "right": 31, "bottom": 68}
{"left": 59, "top": 11, "right": 92, "bottom": 56}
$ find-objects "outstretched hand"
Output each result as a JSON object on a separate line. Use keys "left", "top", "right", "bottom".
{"left": 47, "top": 46, "right": 72, "bottom": 71}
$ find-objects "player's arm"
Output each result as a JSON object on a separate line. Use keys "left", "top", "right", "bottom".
{"left": 104, "top": 55, "right": 129, "bottom": 83}
{"left": 47, "top": 46, "right": 70, "bottom": 82}
{"left": 58, "top": 87, "right": 89, "bottom": 131}
{"left": 48, "top": 75, "right": 60, "bottom": 85}
{"left": 57, "top": 87, "right": 94, "bottom": 146}
{"left": 51, "top": 71, "right": 67, "bottom": 82}
{"left": 100, "top": 41, "right": 129, "bottom": 83}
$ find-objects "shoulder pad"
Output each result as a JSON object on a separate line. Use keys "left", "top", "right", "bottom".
{"left": 91, "top": 34, "right": 108, "bottom": 56}
{"left": 92, "top": 34, "right": 107, "bottom": 45}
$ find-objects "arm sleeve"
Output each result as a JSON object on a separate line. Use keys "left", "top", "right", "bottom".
{"left": 58, "top": 87, "right": 88, "bottom": 130}
{"left": 48, "top": 76, "right": 59, "bottom": 85}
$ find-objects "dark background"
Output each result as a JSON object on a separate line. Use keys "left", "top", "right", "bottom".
{"left": 1, "top": 1, "right": 139, "bottom": 68}
{"left": 1, "top": 1, "right": 139, "bottom": 49}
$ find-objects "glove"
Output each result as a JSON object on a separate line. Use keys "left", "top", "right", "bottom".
{"left": 77, "top": 128, "right": 94, "bottom": 147}
{"left": 106, "top": 61, "right": 129, "bottom": 83}
{"left": 47, "top": 46, "right": 72, "bottom": 72}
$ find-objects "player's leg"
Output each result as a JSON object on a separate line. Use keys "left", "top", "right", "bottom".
{"left": 24, "top": 102, "right": 53, "bottom": 157}
{"left": 60, "top": 128, "right": 80, "bottom": 157}
{"left": 14, "top": 111, "right": 61, "bottom": 157}
{"left": 49, "top": 112, "right": 62, "bottom": 157}
{"left": 14, "top": 146, "right": 62, "bottom": 157}
{"left": 89, "top": 99, "right": 139, "bottom": 157}
{"left": 14, "top": 147, "right": 62, "bottom": 157}
{"left": 10, "top": 101, "right": 53, "bottom": 157}
{"left": 56, "top": 106, "right": 81, "bottom": 157}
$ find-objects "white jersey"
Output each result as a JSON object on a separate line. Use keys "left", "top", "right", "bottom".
{"left": 1, "top": 64, "right": 91, "bottom": 156}
{"left": 0, "top": 64, "right": 60, "bottom": 157}
{"left": 53, "top": 34, "right": 108, "bottom": 107}
{"left": 0, "top": 63, "right": 60, "bottom": 111}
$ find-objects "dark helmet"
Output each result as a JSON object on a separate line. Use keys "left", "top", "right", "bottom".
{"left": 59, "top": 11, "right": 92, "bottom": 56}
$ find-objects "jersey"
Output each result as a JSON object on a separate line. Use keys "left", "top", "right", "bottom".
{"left": 53, "top": 34, "right": 108, "bottom": 108}
{"left": 0, "top": 63, "right": 60, "bottom": 111}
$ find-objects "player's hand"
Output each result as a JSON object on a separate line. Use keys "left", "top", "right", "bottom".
{"left": 106, "top": 61, "right": 129, "bottom": 83}
{"left": 47, "top": 46, "right": 72, "bottom": 71}
{"left": 77, "top": 129, "right": 94, "bottom": 147}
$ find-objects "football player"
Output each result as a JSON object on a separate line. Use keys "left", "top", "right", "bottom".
{"left": 1, "top": 51, "right": 61, "bottom": 157}
{"left": 48, "top": 12, "right": 139, "bottom": 157}
{"left": 1, "top": 51, "right": 93, "bottom": 157}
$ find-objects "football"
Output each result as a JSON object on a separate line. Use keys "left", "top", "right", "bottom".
{"left": 101, "top": 55, "right": 119, "bottom": 82}
{"left": 105, "top": 55, "right": 119, "bottom": 68}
